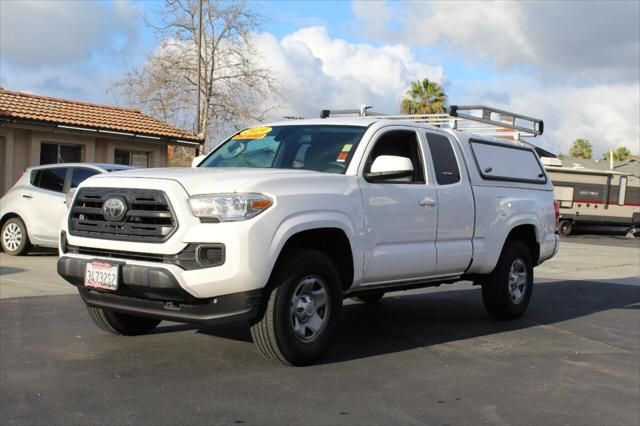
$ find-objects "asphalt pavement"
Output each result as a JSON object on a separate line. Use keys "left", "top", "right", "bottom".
{"left": 1, "top": 236, "right": 639, "bottom": 425}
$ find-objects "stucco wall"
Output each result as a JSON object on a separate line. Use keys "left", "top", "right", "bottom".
{"left": 0, "top": 124, "right": 170, "bottom": 195}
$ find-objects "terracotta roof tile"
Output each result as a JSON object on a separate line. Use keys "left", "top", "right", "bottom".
{"left": 0, "top": 88, "right": 199, "bottom": 142}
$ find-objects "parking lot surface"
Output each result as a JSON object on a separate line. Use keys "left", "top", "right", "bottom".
{"left": 1, "top": 236, "right": 639, "bottom": 425}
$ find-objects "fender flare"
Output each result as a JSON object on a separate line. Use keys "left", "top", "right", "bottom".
{"left": 266, "top": 210, "right": 364, "bottom": 285}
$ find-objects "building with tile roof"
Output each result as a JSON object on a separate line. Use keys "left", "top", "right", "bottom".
{"left": 0, "top": 88, "right": 200, "bottom": 194}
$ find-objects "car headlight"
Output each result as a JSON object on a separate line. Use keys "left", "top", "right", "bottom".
{"left": 188, "top": 193, "right": 273, "bottom": 222}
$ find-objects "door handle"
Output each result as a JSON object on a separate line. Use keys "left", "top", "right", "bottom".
{"left": 418, "top": 197, "right": 437, "bottom": 207}
{"left": 22, "top": 194, "right": 33, "bottom": 199}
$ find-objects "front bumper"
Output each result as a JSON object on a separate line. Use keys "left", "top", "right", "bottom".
{"left": 58, "top": 256, "right": 263, "bottom": 325}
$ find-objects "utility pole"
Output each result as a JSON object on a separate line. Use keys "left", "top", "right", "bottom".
{"left": 196, "top": 0, "right": 203, "bottom": 154}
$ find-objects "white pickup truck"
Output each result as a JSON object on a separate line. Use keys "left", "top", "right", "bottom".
{"left": 57, "top": 106, "right": 559, "bottom": 365}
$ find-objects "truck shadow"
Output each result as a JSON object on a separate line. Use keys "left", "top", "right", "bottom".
{"left": 190, "top": 278, "right": 639, "bottom": 364}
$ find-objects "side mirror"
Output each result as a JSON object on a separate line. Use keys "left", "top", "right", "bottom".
{"left": 191, "top": 155, "right": 206, "bottom": 168}
{"left": 365, "top": 155, "right": 414, "bottom": 182}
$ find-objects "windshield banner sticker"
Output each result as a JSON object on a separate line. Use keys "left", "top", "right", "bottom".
{"left": 233, "top": 127, "right": 272, "bottom": 140}
{"left": 336, "top": 144, "right": 352, "bottom": 162}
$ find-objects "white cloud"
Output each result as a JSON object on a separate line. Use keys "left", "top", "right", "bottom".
{"left": 2, "top": 0, "right": 636, "bottom": 157}
{"left": 351, "top": 1, "right": 640, "bottom": 155}
{"left": 456, "top": 79, "right": 640, "bottom": 155}
{"left": 353, "top": 1, "right": 640, "bottom": 80}
{"left": 253, "top": 26, "right": 638, "bottom": 156}
{"left": 0, "top": 0, "right": 142, "bottom": 104}
{"left": 0, "top": 0, "right": 139, "bottom": 67}
{"left": 254, "top": 26, "right": 445, "bottom": 118}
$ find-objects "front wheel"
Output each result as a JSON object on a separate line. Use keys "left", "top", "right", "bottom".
{"left": 1, "top": 217, "right": 32, "bottom": 256}
{"left": 481, "top": 240, "right": 533, "bottom": 320}
{"left": 250, "top": 249, "right": 342, "bottom": 366}
{"left": 87, "top": 306, "right": 161, "bottom": 335}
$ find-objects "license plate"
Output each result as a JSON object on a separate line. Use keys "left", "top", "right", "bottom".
{"left": 84, "top": 261, "right": 119, "bottom": 291}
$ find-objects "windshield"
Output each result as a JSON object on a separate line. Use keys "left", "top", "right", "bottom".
{"left": 199, "top": 125, "right": 367, "bottom": 174}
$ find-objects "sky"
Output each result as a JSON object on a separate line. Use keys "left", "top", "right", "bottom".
{"left": 1, "top": 0, "right": 639, "bottom": 156}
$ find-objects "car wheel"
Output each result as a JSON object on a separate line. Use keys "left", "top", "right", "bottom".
{"left": 351, "top": 291, "right": 385, "bottom": 303}
{"left": 250, "top": 249, "right": 342, "bottom": 366}
{"left": 481, "top": 240, "right": 533, "bottom": 320}
{"left": 1, "top": 217, "right": 32, "bottom": 256}
{"left": 558, "top": 220, "right": 573, "bottom": 237}
{"left": 87, "top": 306, "right": 161, "bottom": 336}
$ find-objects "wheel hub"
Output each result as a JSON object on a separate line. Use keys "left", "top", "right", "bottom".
{"left": 508, "top": 258, "right": 527, "bottom": 304}
{"left": 294, "top": 295, "right": 316, "bottom": 322}
{"left": 2, "top": 223, "right": 22, "bottom": 252}
{"left": 289, "top": 276, "right": 330, "bottom": 342}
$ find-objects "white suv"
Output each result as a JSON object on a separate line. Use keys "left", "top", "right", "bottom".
{"left": 57, "top": 107, "right": 559, "bottom": 365}
{"left": 0, "top": 163, "right": 132, "bottom": 255}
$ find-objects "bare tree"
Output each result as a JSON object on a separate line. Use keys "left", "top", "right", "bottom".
{"left": 113, "top": 0, "right": 276, "bottom": 150}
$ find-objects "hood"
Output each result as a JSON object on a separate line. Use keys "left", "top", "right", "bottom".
{"left": 92, "top": 167, "right": 319, "bottom": 195}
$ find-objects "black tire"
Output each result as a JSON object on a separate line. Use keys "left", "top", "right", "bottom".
{"left": 481, "top": 240, "right": 533, "bottom": 320}
{"left": 1, "top": 217, "right": 32, "bottom": 256}
{"left": 558, "top": 220, "right": 573, "bottom": 237}
{"left": 351, "top": 291, "right": 385, "bottom": 303}
{"left": 250, "top": 249, "right": 343, "bottom": 366}
{"left": 87, "top": 306, "right": 161, "bottom": 336}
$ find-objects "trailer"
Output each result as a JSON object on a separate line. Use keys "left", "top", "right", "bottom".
{"left": 546, "top": 166, "right": 640, "bottom": 236}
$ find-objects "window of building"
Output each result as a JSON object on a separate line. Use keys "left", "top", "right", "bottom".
{"left": 40, "top": 143, "right": 81, "bottom": 165}
{"left": 425, "top": 133, "right": 461, "bottom": 185}
{"left": 31, "top": 167, "right": 68, "bottom": 192}
{"left": 115, "top": 149, "right": 149, "bottom": 168}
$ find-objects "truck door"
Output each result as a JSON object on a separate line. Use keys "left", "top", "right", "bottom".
{"left": 423, "top": 131, "right": 474, "bottom": 275}
{"left": 359, "top": 127, "right": 438, "bottom": 284}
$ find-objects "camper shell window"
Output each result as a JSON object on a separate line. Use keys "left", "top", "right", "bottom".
{"left": 469, "top": 138, "right": 547, "bottom": 184}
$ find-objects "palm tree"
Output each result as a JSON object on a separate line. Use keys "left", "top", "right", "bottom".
{"left": 569, "top": 138, "right": 593, "bottom": 159}
{"left": 400, "top": 79, "right": 447, "bottom": 115}
{"left": 602, "top": 146, "right": 632, "bottom": 162}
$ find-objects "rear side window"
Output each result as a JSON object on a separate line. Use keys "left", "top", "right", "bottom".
{"left": 426, "top": 133, "right": 460, "bottom": 185}
{"left": 31, "top": 167, "right": 67, "bottom": 192}
{"left": 470, "top": 139, "right": 546, "bottom": 184}
{"left": 70, "top": 168, "right": 99, "bottom": 188}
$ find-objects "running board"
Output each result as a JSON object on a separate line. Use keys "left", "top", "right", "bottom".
{"left": 345, "top": 275, "right": 462, "bottom": 297}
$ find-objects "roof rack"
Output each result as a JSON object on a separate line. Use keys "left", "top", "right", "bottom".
{"left": 319, "top": 104, "right": 544, "bottom": 139}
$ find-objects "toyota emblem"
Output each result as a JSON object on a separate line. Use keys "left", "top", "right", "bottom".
{"left": 103, "top": 197, "right": 127, "bottom": 222}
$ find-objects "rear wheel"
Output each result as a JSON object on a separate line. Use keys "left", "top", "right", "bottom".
{"left": 351, "top": 291, "right": 385, "bottom": 303}
{"left": 558, "top": 220, "right": 573, "bottom": 237}
{"left": 1, "top": 217, "right": 31, "bottom": 256}
{"left": 87, "top": 306, "right": 161, "bottom": 335}
{"left": 481, "top": 240, "right": 534, "bottom": 320}
{"left": 250, "top": 249, "right": 342, "bottom": 366}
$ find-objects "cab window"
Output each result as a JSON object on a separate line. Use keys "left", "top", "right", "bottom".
{"left": 425, "top": 133, "right": 461, "bottom": 185}
{"left": 363, "top": 130, "right": 425, "bottom": 184}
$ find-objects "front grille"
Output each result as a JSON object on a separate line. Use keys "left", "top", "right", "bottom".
{"left": 65, "top": 244, "right": 204, "bottom": 270}
{"left": 65, "top": 243, "right": 225, "bottom": 270}
{"left": 69, "top": 188, "right": 177, "bottom": 243}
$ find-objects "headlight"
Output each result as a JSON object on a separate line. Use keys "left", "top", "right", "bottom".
{"left": 188, "top": 193, "right": 273, "bottom": 222}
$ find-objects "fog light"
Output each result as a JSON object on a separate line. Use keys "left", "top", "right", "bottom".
{"left": 196, "top": 244, "right": 225, "bottom": 267}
